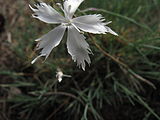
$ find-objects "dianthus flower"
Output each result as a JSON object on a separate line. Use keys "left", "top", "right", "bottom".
{"left": 30, "top": 0, "right": 118, "bottom": 70}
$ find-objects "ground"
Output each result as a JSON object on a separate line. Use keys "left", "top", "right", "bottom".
{"left": 0, "top": 0, "right": 160, "bottom": 120}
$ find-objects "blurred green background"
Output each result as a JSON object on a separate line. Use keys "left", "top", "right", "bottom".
{"left": 0, "top": 0, "right": 160, "bottom": 120}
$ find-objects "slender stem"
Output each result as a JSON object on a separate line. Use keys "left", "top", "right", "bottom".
{"left": 89, "top": 33, "right": 156, "bottom": 89}
{"left": 89, "top": 34, "right": 128, "bottom": 68}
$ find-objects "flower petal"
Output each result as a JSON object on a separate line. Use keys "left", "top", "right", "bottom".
{"left": 73, "top": 14, "right": 118, "bottom": 35}
{"left": 29, "top": 2, "right": 65, "bottom": 24}
{"left": 63, "top": 0, "right": 84, "bottom": 18}
{"left": 32, "top": 25, "right": 66, "bottom": 64}
{"left": 67, "top": 26, "right": 92, "bottom": 71}
{"left": 105, "top": 26, "right": 118, "bottom": 36}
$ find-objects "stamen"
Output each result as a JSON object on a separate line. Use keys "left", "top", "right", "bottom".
{"left": 68, "top": 5, "right": 71, "bottom": 13}
{"left": 56, "top": 3, "right": 65, "bottom": 13}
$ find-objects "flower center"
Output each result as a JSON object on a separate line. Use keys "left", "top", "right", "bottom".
{"left": 62, "top": 19, "right": 72, "bottom": 26}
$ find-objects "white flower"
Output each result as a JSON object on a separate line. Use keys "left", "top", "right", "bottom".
{"left": 56, "top": 68, "right": 71, "bottom": 82}
{"left": 29, "top": 0, "right": 118, "bottom": 70}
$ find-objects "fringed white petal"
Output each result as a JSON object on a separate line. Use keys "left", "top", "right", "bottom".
{"left": 32, "top": 25, "right": 66, "bottom": 64}
{"left": 29, "top": 3, "right": 65, "bottom": 24}
{"left": 31, "top": 54, "right": 46, "bottom": 64}
{"left": 67, "top": 26, "right": 92, "bottom": 71}
{"left": 73, "top": 14, "right": 118, "bottom": 35}
{"left": 63, "top": 0, "right": 84, "bottom": 18}
{"left": 105, "top": 26, "right": 118, "bottom": 36}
